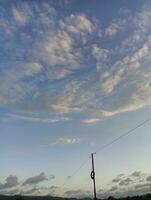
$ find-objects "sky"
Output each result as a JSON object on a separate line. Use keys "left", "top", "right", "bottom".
{"left": 0, "top": 0, "right": 151, "bottom": 198}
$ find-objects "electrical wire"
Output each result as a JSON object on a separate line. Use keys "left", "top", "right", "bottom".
{"left": 61, "top": 116, "right": 151, "bottom": 188}
{"left": 94, "top": 117, "right": 151, "bottom": 154}
{"left": 61, "top": 157, "right": 90, "bottom": 188}
{"left": 60, "top": 156, "right": 93, "bottom": 189}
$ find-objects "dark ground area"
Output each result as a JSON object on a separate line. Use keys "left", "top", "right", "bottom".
{"left": 0, "top": 194, "right": 151, "bottom": 200}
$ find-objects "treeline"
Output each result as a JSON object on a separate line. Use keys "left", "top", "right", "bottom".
{"left": 107, "top": 194, "right": 151, "bottom": 200}
{"left": 0, "top": 194, "right": 151, "bottom": 200}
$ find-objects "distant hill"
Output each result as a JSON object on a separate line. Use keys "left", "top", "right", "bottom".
{"left": 0, "top": 195, "right": 72, "bottom": 200}
{"left": 0, "top": 196, "right": 75, "bottom": 200}
{"left": 0, "top": 194, "right": 151, "bottom": 200}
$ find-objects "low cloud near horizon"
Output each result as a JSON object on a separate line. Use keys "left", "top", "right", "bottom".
{"left": 1, "top": 170, "right": 151, "bottom": 198}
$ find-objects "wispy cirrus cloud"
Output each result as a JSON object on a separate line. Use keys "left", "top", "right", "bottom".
{"left": 4, "top": 113, "right": 70, "bottom": 123}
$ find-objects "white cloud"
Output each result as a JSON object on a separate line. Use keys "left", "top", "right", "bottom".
{"left": 82, "top": 118, "right": 100, "bottom": 124}
{"left": 37, "top": 13, "right": 95, "bottom": 70}
{"left": 92, "top": 44, "right": 109, "bottom": 64}
{"left": 130, "top": 44, "right": 149, "bottom": 62}
{"left": 44, "top": 138, "right": 80, "bottom": 146}
{"left": 0, "top": 62, "right": 43, "bottom": 105}
{"left": 42, "top": 31, "right": 75, "bottom": 66}
{"left": 4, "top": 113, "right": 70, "bottom": 123}
{"left": 12, "top": 7, "right": 27, "bottom": 24}
{"left": 105, "top": 19, "right": 127, "bottom": 37}
{"left": 0, "top": 2, "right": 151, "bottom": 123}
{"left": 23, "top": 62, "right": 43, "bottom": 76}
{"left": 101, "top": 68, "right": 124, "bottom": 94}
{"left": 50, "top": 95, "right": 76, "bottom": 114}
{"left": 48, "top": 77, "right": 95, "bottom": 115}
{"left": 60, "top": 14, "right": 93, "bottom": 34}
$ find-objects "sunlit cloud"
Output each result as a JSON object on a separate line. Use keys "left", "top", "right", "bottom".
{"left": 0, "top": 2, "right": 151, "bottom": 123}
{"left": 82, "top": 118, "right": 100, "bottom": 124}
{"left": 44, "top": 138, "right": 81, "bottom": 146}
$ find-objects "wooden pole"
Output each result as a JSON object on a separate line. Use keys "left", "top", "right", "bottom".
{"left": 91, "top": 153, "right": 97, "bottom": 200}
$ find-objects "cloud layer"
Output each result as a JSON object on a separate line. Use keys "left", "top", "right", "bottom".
{"left": 0, "top": 175, "right": 19, "bottom": 190}
{"left": 0, "top": 1, "right": 151, "bottom": 123}
{"left": 1, "top": 170, "right": 151, "bottom": 198}
{"left": 22, "top": 173, "right": 48, "bottom": 186}
{"left": 98, "top": 171, "right": 151, "bottom": 198}
{"left": 0, "top": 172, "right": 56, "bottom": 196}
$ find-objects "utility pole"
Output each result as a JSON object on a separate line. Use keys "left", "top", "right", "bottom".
{"left": 91, "top": 153, "right": 97, "bottom": 200}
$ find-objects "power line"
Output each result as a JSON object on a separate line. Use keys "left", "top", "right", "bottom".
{"left": 61, "top": 157, "right": 90, "bottom": 188}
{"left": 94, "top": 117, "right": 151, "bottom": 154}
{"left": 61, "top": 116, "right": 151, "bottom": 189}
{"left": 69, "top": 158, "right": 90, "bottom": 178}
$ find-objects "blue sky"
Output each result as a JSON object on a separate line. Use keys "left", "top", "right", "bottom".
{"left": 1, "top": 0, "right": 151, "bottom": 198}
